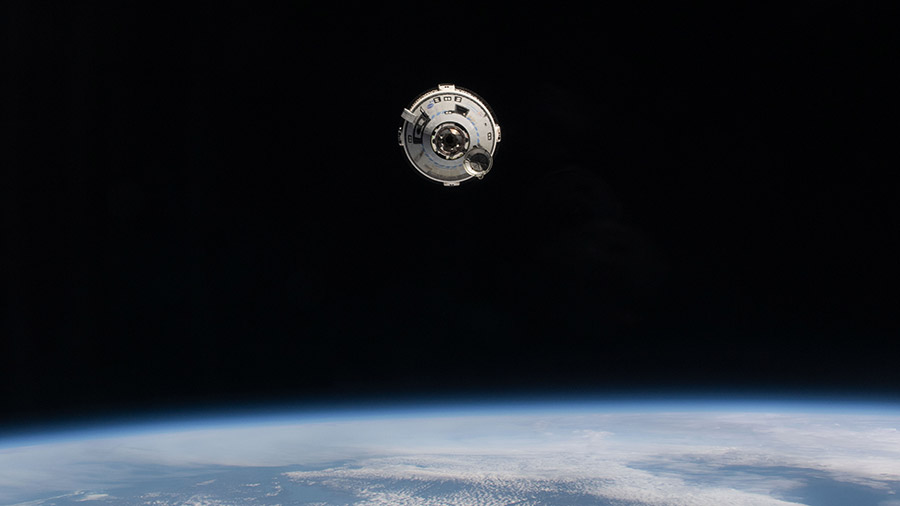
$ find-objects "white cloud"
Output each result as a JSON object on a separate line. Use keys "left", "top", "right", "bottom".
{"left": 285, "top": 454, "right": 808, "bottom": 506}
{"left": 74, "top": 493, "right": 109, "bottom": 501}
{"left": 1, "top": 408, "right": 899, "bottom": 505}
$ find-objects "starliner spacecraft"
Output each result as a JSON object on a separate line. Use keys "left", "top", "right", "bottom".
{"left": 398, "top": 84, "right": 501, "bottom": 186}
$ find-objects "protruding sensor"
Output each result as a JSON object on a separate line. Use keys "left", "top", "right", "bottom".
{"left": 398, "top": 84, "right": 500, "bottom": 186}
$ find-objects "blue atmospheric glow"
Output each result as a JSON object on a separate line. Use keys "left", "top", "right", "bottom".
{"left": 2, "top": 390, "right": 899, "bottom": 451}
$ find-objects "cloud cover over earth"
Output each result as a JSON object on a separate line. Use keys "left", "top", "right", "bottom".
{"left": 1, "top": 404, "right": 899, "bottom": 505}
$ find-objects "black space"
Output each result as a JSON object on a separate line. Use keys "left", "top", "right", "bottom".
{"left": 3, "top": 4, "right": 898, "bottom": 425}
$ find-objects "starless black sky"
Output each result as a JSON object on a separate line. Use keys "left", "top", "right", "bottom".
{"left": 3, "top": 3, "right": 898, "bottom": 424}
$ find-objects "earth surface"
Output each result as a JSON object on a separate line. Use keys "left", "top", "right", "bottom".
{"left": 2, "top": 399, "right": 900, "bottom": 506}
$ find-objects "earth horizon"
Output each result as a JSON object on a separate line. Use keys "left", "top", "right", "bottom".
{"left": 2, "top": 397, "right": 900, "bottom": 506}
